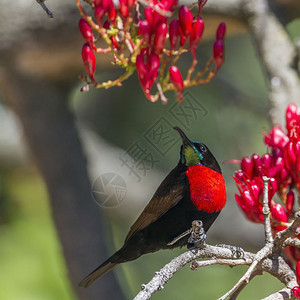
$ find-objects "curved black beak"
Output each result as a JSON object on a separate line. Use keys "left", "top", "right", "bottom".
{"left": 173, "top": 127, "right": 194, "bottom": 148}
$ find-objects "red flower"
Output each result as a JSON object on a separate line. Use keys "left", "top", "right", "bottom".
{"left": 169, "top": 20, "right": 179, "bottom": 50}
{"left": 293, "top": 286, "right": 300, "bottom": 299}
{"left": 169, "top": 65, "right": 184, "bottom": 92}
{"left": 79, "top": 19, "right": 94, "bottom": 45}
{"left": 264, "top": 127, "right": 289, "bottom": 149}
{"left": 190, "top": 18, "right": 205, "bottom": 49}
{"left": 82, "top": 43, "right": 96, "bottom": 81}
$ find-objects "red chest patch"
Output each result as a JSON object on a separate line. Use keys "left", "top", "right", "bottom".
{"left": 186, "top": 165, "right": 226, "bottom": 213}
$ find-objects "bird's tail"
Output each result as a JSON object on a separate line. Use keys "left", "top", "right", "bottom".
{"left": 79, "top": 253, "right": 120, "bottom": 288}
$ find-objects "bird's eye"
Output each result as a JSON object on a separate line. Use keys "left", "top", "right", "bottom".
{"left": 200, "top": 145, "right": 207, "bottom": 152}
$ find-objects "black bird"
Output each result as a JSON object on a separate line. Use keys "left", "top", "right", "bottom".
{"left": 80, "top": 127, "right": 226, "bottom": 287}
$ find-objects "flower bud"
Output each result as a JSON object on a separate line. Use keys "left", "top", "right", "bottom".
{"left": 138, "top": 20, "right": 151, "bottom": 45}
{"left": 264, "top": 127, "right": 289, "bottom": 149}
{"left": 286, "top": 141, "right": 296, "bottom": 165}
{"left": 297, "top": 261, "right": 300, "bottom": 286}
{"left": 268, "top": 178, "right": 277, "bottom": 200}
{"left": 286, "top": 103, "right": 298, "bottom": 131}
{"left": 178, "top": 6, "right": 193, "bottom": 36}
{"left": 94, "top": 0, "right": 113, "bottom": 24}
{"left": 241, "top": 156, "right": 253, "bottom": 178}
{"left": 286, "top": 190, "right": 295, "bottom": 215}
{"left": 148, "top": 54, "right": 160, "bottom": 78}
{"left": 261, "top": 154, "right": 271, "bottom": 170}
{"left": 271, "top": 203, "right": 288, "bottom": 222}
{"left": 136, "top": 54, "right": 148, "bottom": 88}
{"left": 296, "top": 141, "right": 300, "bottom": 172}
{"left": 234, "top": 170, "right": 244, "bottom": 181}
{"left": 216, "top": 22, "right": 226, "bottom": 40}
{"left": 144, "top": 7, "right": 153, "bottom": 27}
{"left": 79, "top": 18, "right": 94, "bottom": 45}
{"left": 109, "top": 6, "right": 117, "bottom": 22}
{"left": 213, "top": 40, "right": 224, "bottom": 69}
{"left": 82, "top": 43, "right": 96, "bottom": 81}
{"left": 169, "top": 19, "right": 179, "bottom": 50}
{"left": 159, "top": 0, "right": 178, "bottom": 11}
{"left": 292, "top": 286, "right": 300, "bottom": 299}
{"left": 154, "top": 22, "right": 167, "bottom": 54}
{"left": 251, "top": 184, "right": 260, "bottom": 200}
{"left": 251, "top": 153, "right": 261, "bottom": 174}
{"left": 119, "top": 0, "right": 129, "bottom": 18}
{"left": 169, "top": 65, "right": 184, "bottom": 92}
{"left": 190, "top": 17, "right": 204, "bottom": 48}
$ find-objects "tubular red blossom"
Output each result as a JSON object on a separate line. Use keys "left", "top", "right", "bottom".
{"left": 213, "top": 40, "right": 224, "bottom": 69}
{"left": 138, "top": 20, "right": 151, "bottom": 45}
{"left": 286, "top": 103, "right": 298, "bottom": 132}
{"left": 292, "top": 286, "right": 300, "bottom": 299}
{"left": 216, "top": 22, "right": 226, "bottom": 40}
{"left": 169, "top": 19, "right": 179, "bottom": 50}
{"left": 79, "top": 18, "right": 94, "bottom": 45}
{"left": 252, "top": 153, "right": 262, "bottom": 173}
{"left": 268, "top": 178, "right": 278, "bottom": 200}
{"left": 169, "top": 65, "right": 184, "bottom": 92}
{"left": 159, "top": 0, "right": 178, "bottom": 12}
{"left": 264, "top": 127, "right": 289, "bottom": 149}
{"left": 136, "top": 53, "right": 160, "bottom": 98}
{"left": 261, "top": 154, "right": 271, "bottom": 170}
{"left": 119, "top": 0, "right": 129, "bottom": 18}
{"left": 153, "top": 22, "right": 168, "bottom": 54}
{"left": 285, "top": 141, "right": 297, "bottom": 165}
{"left": 136, "top": 54, "right": 148, "bottom": 88}
{"left": 286, "top": 190, "right": 294, "bottom": 215}
{"left": 235, "top": 193, "right": 263, "bottom": 223}
{"left": 190, "top": 18, "right": 205, "bottom": 48}
{"left": 297, "top": 261, "right": 300, "bottom": 285}
{"left": 241, "top": 156, "right": 253, "bottom": 178}
{"left": 109, "top": 6, "right": 117, "bottom": 23}
{"left": 94, "top": 0, "right": 113, "bottom": 24}
{"left": 148, "top": 54, "right": 160, "bottom": 80}
{"left": 179, "top": 6, "right": 193, "bottom": 36}
{"left": 144, "top": 7, "right": 153, "bottom": 27}
{"left": 82, "top": 43, "right": 96, "bottom": 81}
{"left": 271, "top": 203, "right": 288, "bottom": 222}
{"left": 271, "top": 203, "right": 288, "bottom": 231}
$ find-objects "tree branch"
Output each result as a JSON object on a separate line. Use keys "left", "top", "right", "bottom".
{"left": 133, "top": 189, "right": 300, "bottom": 300}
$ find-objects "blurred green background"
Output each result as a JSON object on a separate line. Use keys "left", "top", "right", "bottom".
{"left": 0, "top": 5, "right": 299, "bottom": 300}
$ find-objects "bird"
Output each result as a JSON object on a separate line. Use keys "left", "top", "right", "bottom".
{"left": 79, "top": 126, "right": 226, "bottom": 287}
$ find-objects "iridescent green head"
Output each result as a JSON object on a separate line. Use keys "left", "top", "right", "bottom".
{"left": 173, "top": 127, "right": 222, "bottom": 173}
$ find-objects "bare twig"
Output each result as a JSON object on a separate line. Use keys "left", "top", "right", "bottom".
{"left": 229, "top": 269, "right": 263, "bottom": 300}
{"left": 262, "top": 176, "right": 273, "bottom": 244}
{"left": 36, "top": 0, "right": 53, "bottom": 18}
{"left": 191, "top": 258, "right": 251, "bottom": 270}
{"left": 284, "top": 237, "right": 300, "bottom": 247}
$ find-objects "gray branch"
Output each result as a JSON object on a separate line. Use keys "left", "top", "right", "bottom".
{"left": 133, "top": 206, "right": 300, "bottom": 299}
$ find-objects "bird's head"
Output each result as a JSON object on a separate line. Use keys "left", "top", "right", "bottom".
{"left": 174, "top": 127, "right": 221, "bottom": 173}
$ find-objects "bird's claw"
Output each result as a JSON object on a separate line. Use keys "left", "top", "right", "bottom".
{"left": 188, "top": 220, "right": 206, "bottom": 249}
{"left": 217, "top": 244, "right": 244, "bottom": 258}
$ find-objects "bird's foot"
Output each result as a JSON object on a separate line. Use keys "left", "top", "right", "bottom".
{"left": 216, "top": 244, "right": 244, "bottom": 258}
{"left": 188, "top": 220, "right": 206, "bottom": 249}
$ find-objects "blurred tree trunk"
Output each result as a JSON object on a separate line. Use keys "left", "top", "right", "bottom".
{"left": 0, "top": 67, "right": 125, "bottom": 300}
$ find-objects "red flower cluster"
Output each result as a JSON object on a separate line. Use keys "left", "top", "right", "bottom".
{"left": 76, "top": 0, "right": 225, "bottom": 102}
{"left": 233, "top": 103, "right": 300, "bottom": 264}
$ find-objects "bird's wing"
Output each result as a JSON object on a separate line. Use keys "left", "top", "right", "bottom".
{"left": 125, "top": 165, "right": 186, "bottom": 242}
